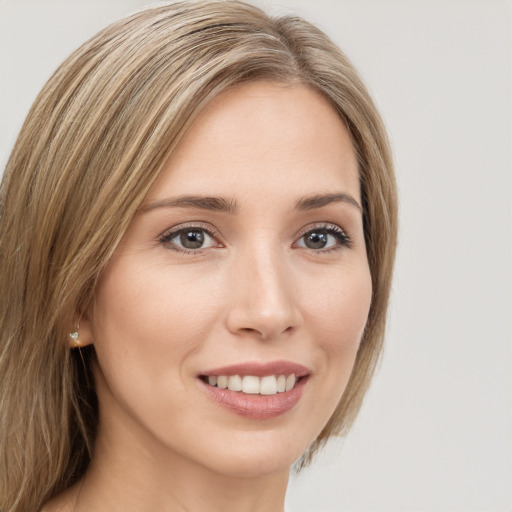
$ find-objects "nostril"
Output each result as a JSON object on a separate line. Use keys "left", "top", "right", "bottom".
{"left": 237, "top": 324, "right": 294, "bottom": 340}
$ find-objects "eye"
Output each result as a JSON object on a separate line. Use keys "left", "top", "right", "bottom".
{"left": 159, "top": 225, "right": 221, "bottom": 253}
{"left": 294, "top": 224, "right": 351, "bottom": 252}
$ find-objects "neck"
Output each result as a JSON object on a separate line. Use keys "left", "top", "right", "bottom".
{"left": 71, "top": 410, "right": 289, "bottom": 512}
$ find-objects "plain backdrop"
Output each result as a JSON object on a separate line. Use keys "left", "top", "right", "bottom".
{"left": 1, "top": 1, "right": 511, "bottom": 511}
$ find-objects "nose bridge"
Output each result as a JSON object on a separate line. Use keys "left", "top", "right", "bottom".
{"left": 226, "top": 237, "right": 301, "bottom": 339}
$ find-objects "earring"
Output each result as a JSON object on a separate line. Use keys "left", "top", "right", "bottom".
{"left": 69, "top": 324, "right": 81, "bottom": 347}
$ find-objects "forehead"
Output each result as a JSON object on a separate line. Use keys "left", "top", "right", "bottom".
{"left": 147, "top": 81, "right": 360, "bottom": 204}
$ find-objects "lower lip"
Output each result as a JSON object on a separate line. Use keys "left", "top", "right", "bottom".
{"left": 198, "top": 377, "right": 308, "bottom": 420}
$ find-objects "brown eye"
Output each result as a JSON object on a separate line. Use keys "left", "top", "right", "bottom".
{"left": 303, "top": 231, "right": 328, "bottom": 249}
{"left": 295, "top": 225, "right": 351, "bottom": 251}
{"left": 180, "top": 230, "right": 205, "bottom": 249}
{"left": 160, "top": 227, "right": 219, "bottom": 252}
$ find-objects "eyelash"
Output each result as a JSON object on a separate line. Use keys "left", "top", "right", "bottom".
{"left": 295, "top": 223, "right": 352, "bottom": 253}
{"left": 158, "top": 223, "right": 222, "bottom": 255}
{"left": 158, "top": 222, "right": 352, "bottom": 254}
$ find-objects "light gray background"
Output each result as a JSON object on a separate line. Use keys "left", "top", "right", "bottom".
{"left": 1, "top": 1, "right": 511, "bottom": 510}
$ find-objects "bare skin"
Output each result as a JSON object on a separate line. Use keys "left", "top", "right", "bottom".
{"left": 43, "top": 81, "right": 371, "bottom": 512}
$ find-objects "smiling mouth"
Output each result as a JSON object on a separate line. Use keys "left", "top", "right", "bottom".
{"left": 198, "top": 362, "right": 310, "bottom": 418}
{"left": 199, "top": 374, "right": 303, "bottom": 395}
{"left": 198, "top": 361, "right": 310, "bottom": 418}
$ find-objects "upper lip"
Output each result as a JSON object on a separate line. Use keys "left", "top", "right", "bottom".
{"left": 199, "top": 360, "right": 310, "bottom": 378}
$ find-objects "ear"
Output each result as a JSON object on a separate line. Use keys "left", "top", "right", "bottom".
{"left": 69, "top": 307, "right": 94, "bottom": 349}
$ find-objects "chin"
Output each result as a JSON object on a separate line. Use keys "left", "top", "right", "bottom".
{"left": 184, "top": 428, "right": 313, "bottom": 478}
{"left": 201, "top": 449, "right": 299, "bottom": 479}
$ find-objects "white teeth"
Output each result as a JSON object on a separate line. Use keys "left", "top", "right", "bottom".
{"left": 285, "top": 374, "right": 296, "bottom": 391}
{"left": 276, "top": 375, "right": 286, "bottom": 392}
{"left": 242, "top": 375, "right": 260, "bottom": 394}
{"left": 206, "top": 374, "right": 299, "bottom": 394}
{"left": 228, "top": 375, "right": 242, "bottom": 392}
{"left": 260, "top": 375, "right": 277, "bottom": 395}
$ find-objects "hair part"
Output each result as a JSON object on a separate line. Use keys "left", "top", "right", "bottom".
{"left": 0, "top": 1, "right": 397, "bottom": 509}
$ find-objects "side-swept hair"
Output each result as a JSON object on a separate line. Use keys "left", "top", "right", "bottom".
{"left": 0, "top": 1, "right": 397, "bottom": 510}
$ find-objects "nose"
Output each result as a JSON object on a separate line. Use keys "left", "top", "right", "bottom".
{"left": 225, "top": 246, "right": 303, "bottom": 340}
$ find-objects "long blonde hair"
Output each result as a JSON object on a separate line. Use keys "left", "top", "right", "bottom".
{"left": 0, "top": 1, "right": 397, "bottom": 510}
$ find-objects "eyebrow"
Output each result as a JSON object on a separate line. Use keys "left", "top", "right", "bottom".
{"left": 139, "top": 196, "right": 240, "bottom": 214}
{"left": 140, "top": 192, "right": 362, "bottom": 214}
{"left": 294, "top": 193, "right": 362, "bottom": 213}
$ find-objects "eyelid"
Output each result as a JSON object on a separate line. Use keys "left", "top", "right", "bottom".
{"left": 158, "top": 222, "right": 223, "bottom": 253}
{"left": 157, "top": 221, "right": 351, "bottom": 254}
{"left": 293, "top": 222, "right": 352, "bottom": 251}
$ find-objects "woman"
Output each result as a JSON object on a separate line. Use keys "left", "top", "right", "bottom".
{"left": 0, "top": 1, "right": 397, "bottom": 511}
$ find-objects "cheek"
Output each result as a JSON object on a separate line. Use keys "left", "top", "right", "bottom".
{"left": 288, "top": 261, "right": 372, "bottom": 445}
{"left": 90, "top": 260, "right": 221, "bottom": 388}
{"left": 94, "top": 257, "right": 216, "bottom": 334}
{"left": 89, "top": 259, "right": 229, "bottom": 444}
{"left": 304, "top": 262, "right": 372, "bottom": 355}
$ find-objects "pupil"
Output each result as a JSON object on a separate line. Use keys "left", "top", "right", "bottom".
{"left": 306, "top": 231, "right": 327, "bottom": 249}
{"left": 181, "top": 230, "right": 204, "bottom": 249}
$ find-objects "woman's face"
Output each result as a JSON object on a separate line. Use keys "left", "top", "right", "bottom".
{"left": 86, "top": 81, "right": 372, "bottom": 477}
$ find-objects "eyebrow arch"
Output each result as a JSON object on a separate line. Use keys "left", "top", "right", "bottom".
{"left": 139, "top": 195, "right": 240, "bottom": 214}
{"left": 295, "top": 193, "right": 362, "bottom": 212}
